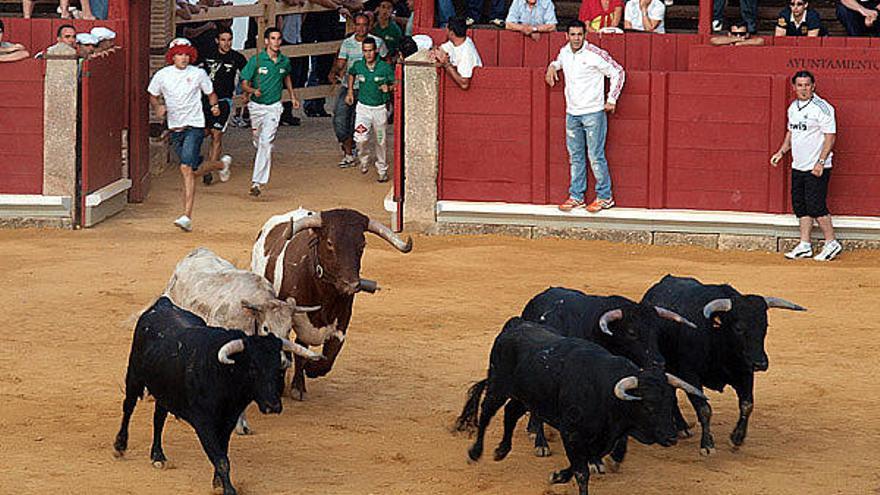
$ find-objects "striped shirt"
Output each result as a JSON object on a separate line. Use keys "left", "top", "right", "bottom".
{"left": 549, "top": 42, "right": 625, "bottom": 115}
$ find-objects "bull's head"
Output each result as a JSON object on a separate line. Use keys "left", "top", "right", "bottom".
{"left": 597, "top": 305, "right": 695, "bottom": 369}
{"left": 216, "top": 335, "right": 289, "bottom": 414}
{"left": 702, "top": 295, "right": 805, "bottom": 372}
{"left": 287, "top": 209, "right": 412, "bottom": 296}
{"left": 614, "top": 369, "right": 706, "bottom": 447}
{"left": 241, "top": 298, "right": 321, "bottom": 339}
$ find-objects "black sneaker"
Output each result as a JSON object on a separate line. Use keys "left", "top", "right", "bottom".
{"left": 305, "top": 109, "right": 331, "bottom": 118}
{"left": 202, "top": 173, "right": 214, "bottom": 186}
{"left": 280, "top": 116, "right": 301, "bottom": 126}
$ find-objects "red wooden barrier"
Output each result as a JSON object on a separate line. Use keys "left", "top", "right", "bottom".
{"left": 0, "top": 59, "right": 45, "bottom": 195}
{"left": 80, "top": 52, "right": 126, "bottom": 210}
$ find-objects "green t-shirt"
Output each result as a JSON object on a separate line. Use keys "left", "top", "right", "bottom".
{"left": 348, "top": 59, "right": 396, "bottom": 106}
{"left": 372, "top": 20, "right": 403, "bottom": 56}
{"left": 240, "top": 51, "right": 292, "bottom": 105}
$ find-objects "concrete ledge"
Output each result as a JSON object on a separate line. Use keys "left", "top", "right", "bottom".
{"left": 84, "top": 178, "right": 131, "bottom": 227}
{"left": 432, "top": 201, "right": 880, "bottom": 252}
{"left": 0, "top": 195, "right": 73, "bottom": 229}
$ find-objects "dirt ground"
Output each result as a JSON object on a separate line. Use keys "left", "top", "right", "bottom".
{"left": 2, "top": 118, "right": 879, "bottom": 495}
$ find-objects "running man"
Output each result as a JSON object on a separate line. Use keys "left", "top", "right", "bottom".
{"left": 241, "top": 27, "right": 301, "bottom": 197}
{"left": 148, "top": 38, "right": 231, "bottom": 232}
{"left": 346, "top": 37, "right": 395, "bottom": 182}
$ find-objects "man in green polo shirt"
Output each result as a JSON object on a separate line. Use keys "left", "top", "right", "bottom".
{"left": 241, "top": 27, "right": 301, "bottom": 197}
{"left": 372, "top": 0, "right": 403, "bottom": 60}
{"left": 345, "top": 37, "right": 395, "bottom": 182}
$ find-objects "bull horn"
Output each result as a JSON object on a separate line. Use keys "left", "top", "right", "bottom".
{"left": 367, "top": 219, "right": 413, "bottom": 253}
{"left": 217, "top": 339, "right": 246, "bottom": 364}
{"left": 287, "top": 213, "right": 323, "bottom": 240}
{"left": 613, "top": 376, "right": 641, "bottom": 401}
{"left": 764, "top": 296, "right": 806, "bottom": 312}
{"left": 666, "top": 373, "right": 708, "bottom": 400}
{"left": 598, "top": 309, "right": 623, "bottom": 336}
{"left": 702, "top": 298, "right": 732, "bottom": 319}
{"left": 281, "top": 338, "right": 324, "bottom": 361}
{"left": 654, "top": 306, "right": 697, "bottom": 329}
{"left": 283, "top": 297, "right": 321, "bottom": 314}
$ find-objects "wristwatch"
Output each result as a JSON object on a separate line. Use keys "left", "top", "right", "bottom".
{"left": 818, "top": 158, "right": 826, "bottom": 165}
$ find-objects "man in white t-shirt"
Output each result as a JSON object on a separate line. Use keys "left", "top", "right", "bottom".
{"left": 623, "top": 0, "right": 666, "bottom": 32}
{"left": 148, "top": 38, "right": 231, "bottom": 232}
{"left": 771, "top": 70, "right": 842, "bottom": 261}
{"left": 431, "top": 16, "right": 483, "bottom": 90}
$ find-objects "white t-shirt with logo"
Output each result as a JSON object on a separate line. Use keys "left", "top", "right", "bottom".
{"left": 147, "top": 65, "right": 214, "bottom": 129}
{"left": 440, "top": 38, "right": 483, "bottom": 79}
{"left": 624, "top": 0, "right": 666, "bottom": 33}
{"left": 787, "top": 94, "right": 835, "bottom": 171}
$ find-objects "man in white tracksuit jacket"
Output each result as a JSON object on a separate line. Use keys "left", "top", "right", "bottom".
{"left": 546, "top": 19, "right": 625, "bottom": 213}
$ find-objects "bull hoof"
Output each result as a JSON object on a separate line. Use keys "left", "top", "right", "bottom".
{"left": 603, "top": 455, "right": 620, "bottom": 473}
{"left": 112, "top": 449, "right": 125, "bottom": 459}
{"left": 493, "top": 446, "right": 511, "bottom": 461}
{"left": 467, "top": 445, "right": 483, "bottom": 463}
{"left": 234, "top": 424, "right": 252, "bottom": 435}
{"left": 588, "top": 460, "right": 605, "bottom": 475}
{"left": 289, "top": 388, "right": 307, "bottom": 401}
{"left": 152, "top": 460, "right": 167, "bottom": 470}
{"left": 534, "top": 445, "right": 551, "bottom": 457}
{"left": 549, "top": 468, "right": 573, "bottom": 484}
{"left": 700, "top": 446, "right": 716, "bottom": 457}
{"left": 678, "top": 428, "right": 693, "bottom": 439}
{"left": 730, "top": 430, "right": 746, "bottom": 447}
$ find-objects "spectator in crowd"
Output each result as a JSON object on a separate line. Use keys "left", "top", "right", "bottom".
{"left": 770, "top": 71, "right": 842, "bottom": 261}
{"left": 35, "top": 24, "right": 76, "bottom": 59}
{"left": 710, "top": 21, "right": 766, "bottom": 45}
{"left": 22, "top": 0, "right": 68, "bottom": 19}
{"left": 148, "top": 38, "right": 229, "bottom": 232}
{"left": 74, "top": 32, "right": 98, "bottom": 58}
{"left": 436, "top": 0, "right": 456, "bottom": 27}
{"left": 373, "top": 0, "right": 404, "bottom": 59}
{"left": 84, "top": 0, "right": 107, "bottom": 20}
{"left": 0, "top": 20, "right": 29, "bottom": 63}
{"left": 432, "top": 16, "right": 483, "bottom": 90}
{"left": 198, "top": 26, "right": 245, "bottom": 185}
{"left": 395, "top": 0, "right": 415, "bottom": 35}
{"left": 466, "top": 0, "right": 506, "bottom": 27}
{"left": 345, "top": 37, "right": 395, "bottom": 182}
{"left": 240, "top": 27, "right": 301, "bottom": 197}
{"left": 624, "top": 0, "right": 666, "bottom": 32}
{"left": 776, "top": 0, "right": 825, "bottom": 36}
{"left": 546, "top": 19, "right": 625, "bottom": 213}
{"left": 579, "top": 0, "right": 624, "bottom": 32}
{"left": 505, "top": 0, "right": 558, "bottom": 41}
{"left": 329, "top": 13, "right": 387, "bottom": 168}
{"left": 176, "top": 0, "right": 208, "bottom": 20}
{"left": 713, "top": 0, "right": 757, "bottom": 33}
{"left": 837, "top": 0, "right": 880, "bottom": 36}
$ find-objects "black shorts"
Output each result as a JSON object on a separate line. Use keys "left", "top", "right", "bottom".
{"left": 791, "top": 168, "right": 832, "bottom": 218}
{"left": 203, "top": 99, "right": 232, "bottom": 132}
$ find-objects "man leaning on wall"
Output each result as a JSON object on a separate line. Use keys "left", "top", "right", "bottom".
{"left": 0, "top": 20, "right": 30, "bottom": 63}
{"left": 431, "top": 16, "right": 483, "bottom": 90}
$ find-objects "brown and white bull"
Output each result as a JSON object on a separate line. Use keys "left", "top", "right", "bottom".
{"left": 251, "top": 208, "right": 412, "bottom": 400}
{"left": 165, "top": 247, "right": 324, "bottom": 432}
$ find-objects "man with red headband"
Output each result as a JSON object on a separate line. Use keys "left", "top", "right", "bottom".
{"left": 148, "top": 38, "right": 231, "bottom": 232}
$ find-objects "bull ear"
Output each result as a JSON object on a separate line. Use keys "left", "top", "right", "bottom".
{"left": 241, "top": 300, "right": 263, "bottom": 315}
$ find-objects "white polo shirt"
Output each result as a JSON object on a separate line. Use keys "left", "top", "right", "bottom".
{"left": 147, "top": 65, "right": 214, "bottom": 129}
{"left": 624, "top": 0, "right": 666, "bottom": 33}
{"left": 549, "top": 42, "right": 625, "bottom": 116}
{"left": 787, "top": 94, "right": 835, "bottom": 171}
{"left": 440, "top": 38, "right": 483, "bottom": 79}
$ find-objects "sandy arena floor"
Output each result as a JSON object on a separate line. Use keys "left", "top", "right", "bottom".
{"left": 1, "top": 118, "right": 879, "bottom": 495}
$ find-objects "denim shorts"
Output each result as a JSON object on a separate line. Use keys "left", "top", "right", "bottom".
{"left": 169, "top": 127, "right": 205, "bottom": 170}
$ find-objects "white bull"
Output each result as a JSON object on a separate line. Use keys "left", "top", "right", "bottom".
{"left": 164, "top": 247, "right": 321, "bottom": 434}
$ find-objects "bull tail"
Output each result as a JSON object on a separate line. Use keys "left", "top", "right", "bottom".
{"left": 454, "top": 378, "right": 487, "bottom": 434}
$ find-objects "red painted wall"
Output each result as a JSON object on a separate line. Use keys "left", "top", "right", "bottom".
{"left": 81, "top": 53, "right": 126, "bottom": 197}
{"left": 0, "top": 60, "right": 44, "bottom": 195}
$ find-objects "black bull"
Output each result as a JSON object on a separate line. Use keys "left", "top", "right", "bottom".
{"left": 113, "top": 297, "right": 303, "bottom": 495}
{"left": 258, "top": 209, "right": 412, "bottom": 400}
{"left": 636, "top": 274, "right": 806, "bottom": 457}
{"left": 519, "top": 287, "right": 696, "bottom": 459}
{"left": 455, "top": 318, "right": 706, "bottom": 495}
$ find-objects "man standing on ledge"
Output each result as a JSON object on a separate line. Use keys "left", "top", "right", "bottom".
{"left": 771, "top": 70, "right": 842, "bottom": 261}
{"left": 546, "top": 19, "right": 624, "bottom": 213}
{"left": 241, "top": 27, "right": 301, "bottom": 197}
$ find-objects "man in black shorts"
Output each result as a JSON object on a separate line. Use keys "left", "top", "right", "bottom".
{"left": 771, "top": 70, "right": 842, "bottom": 261}
{"left": 199, "top": 26, "right": 248, "bottom": 184}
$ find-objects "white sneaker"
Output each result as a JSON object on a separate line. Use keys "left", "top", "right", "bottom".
{"left": 218, "top": 155, "right": 232, "bottom": 182}
{"left": 338, "top": 155, "right": 355, "bottom": 168}
{"left": 360, "top": 160, "right": 369, "bottom": 174}
{"left": 784, "top": 242, "right": 812, "bottom": 260}
{"left": 813, "top": 240, "right": 842, "bottom": 262}
{"left": 173, "top": 215, "right": 192, "bottom": 232}
{"left": 712, "top": 20, "right": 723, "bottom": 32}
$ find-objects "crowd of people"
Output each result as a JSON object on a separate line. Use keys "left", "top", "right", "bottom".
{"left": 0, "top": 19, "right": 118, "bottom": 62}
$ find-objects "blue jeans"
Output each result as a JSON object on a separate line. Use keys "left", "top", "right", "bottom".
{"left": 437, "top": 0, "right": 456, "bottom": 26}
{"left": 566, "top": 111, "right": 612, "bottom": 202}
{"left": 467, "top": 0, "right": 505, "bottom": 21}
{"left": 90, "top": 0, "right": 109, "bottom": 19}
{"left": 170, "top": 127, "right": 205, "bottom": 170}
{"left": 333, "top": 86, "right": 357, "bottom": 143}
